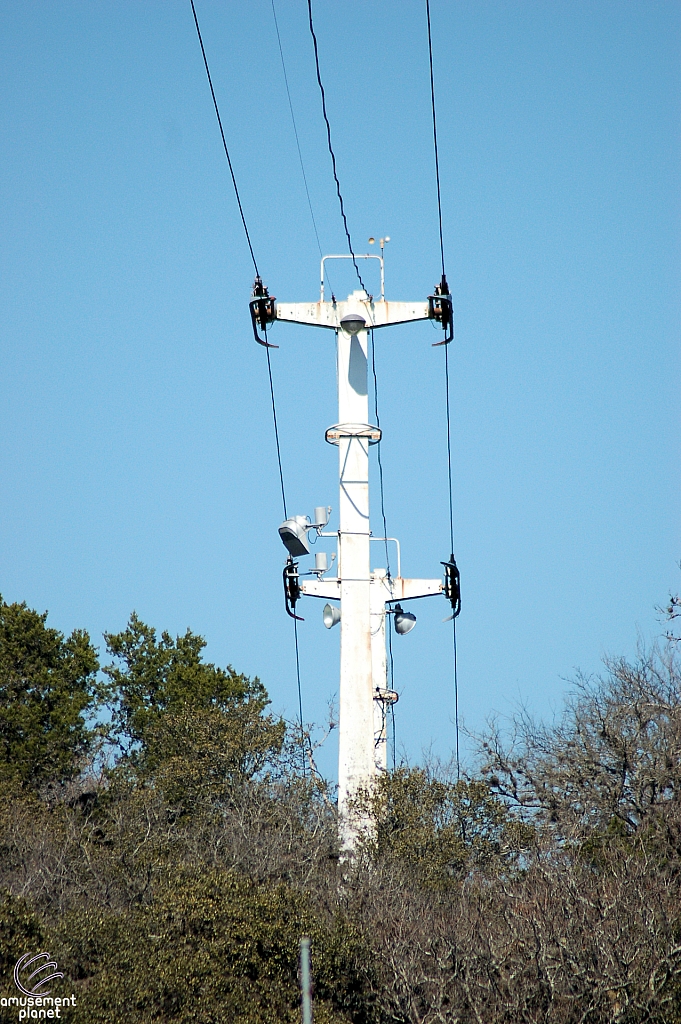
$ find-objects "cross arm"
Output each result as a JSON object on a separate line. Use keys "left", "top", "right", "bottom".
{"left": 275, "top": 302, "right": 337, "bottom": 329}
{"left": 370, "top": 302, "right": 430, "bottom": 328}
{"left": 391, "top": 578, "right": 443, "bottom": 600}
{"left": 300, "top": 578, "right": 341, "bottom": 599}
{"left": 274, "top": 300, "right": 432, "bottom": 331}
{"left": 300, "top": 577, "right": 442, "bottom": 601}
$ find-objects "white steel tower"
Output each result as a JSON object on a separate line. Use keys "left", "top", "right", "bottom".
{"left": 252, "top": 256, "right": 458, "bottom": 850}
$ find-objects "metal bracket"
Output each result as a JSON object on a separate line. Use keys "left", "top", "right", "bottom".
{"left": 325, "top": 423, "right": 382, "bottom": 446}
{"left": 250, "top": 276, "right": 278, "bottom": 348}
{"left": 428, "top": 274, "right": 453, "bottom": 346}
{"left": 283, "top": 558, "right": 303, "bottom": 620}
{"left": 373, "top": 687, "right": 399, "bottom": 706}
{"left": 320, "top": 254, "right": 383, "bottom": 302}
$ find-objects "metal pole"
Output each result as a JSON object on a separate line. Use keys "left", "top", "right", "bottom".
{"left": 275, "top": 289, "right": 444, "bottom": 851}
{"left": 300, "top": 936, "right": 313, "bottom": 1024}
{"left": 336, "top": 317, "right": 374, "bottom": 848}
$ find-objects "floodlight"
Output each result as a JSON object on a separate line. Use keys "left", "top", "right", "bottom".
{"left": 323, "top": 603, "right": 341, "bottom": 629}
{"left": 279, "top": 516, "right": 310, "bottom": 557}
{"left": 393, "top": 604, "right": 416, "bottom": 635}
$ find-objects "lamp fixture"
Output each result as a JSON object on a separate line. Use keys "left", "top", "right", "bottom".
{"left": 323, "top": 603, "right": 341, "bottom": 629}
{"left": 278, "top": 516, "right": 311, "bottom": 557}
{"left": 340, "top": 314, "right": 366, "bottom": 336}
{"left": 393, "top": 603, "right": 416, "bottom": 635}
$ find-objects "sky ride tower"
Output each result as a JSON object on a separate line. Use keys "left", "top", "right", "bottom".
{"left": 251, "top": 251, "right": 460, "bottom": 850}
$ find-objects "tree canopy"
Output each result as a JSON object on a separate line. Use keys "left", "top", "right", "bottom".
{"left": 102, "top": 614, "right": 285, "bottom": 805}
{"left": 0, "top": 596, "right": 99, "bottom": 791}
{"left": 1, "top": 595, "right": 680, "bottom": 1023}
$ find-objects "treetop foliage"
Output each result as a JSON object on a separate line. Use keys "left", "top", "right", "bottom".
{"left": 100, "top": 614, "right": 286, "bottom": 806}
{"left": 365, "top": 768, "right": 531, "bottom": 888}
{"left": 0, "top": 595, "right": 99, "bottom": 791}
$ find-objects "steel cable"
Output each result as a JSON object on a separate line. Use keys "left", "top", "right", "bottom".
{"left": 294, "top": 617, "right": 307, "bottom": 777}
{"left": 189, "top": 1, "right": 310, "bottom": 776}
{"left": 426, "top": 0, "right": 461, "bottom": 778}
{"left": 306, "top": 0, "right": 368, "bottom": 295}
{"left": 265, "top": 343, "right": 288, "bottom": 520}
{"left": 271, "top": 0, "right": 324, "bottom": 262}
{"left": 425, "top": 0, "right": 445, "bottom": 279}
{"left": 189, "top": 0, "right": 259, "bottom": 276}
{"left": 370, "top": 331, "right": 391, "bottom": 577}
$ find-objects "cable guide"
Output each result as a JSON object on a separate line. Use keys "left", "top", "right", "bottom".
{"left": 283, "top": 557, "right": 303, "bottom": 620}
{"left": 442, "top": 553, "right": 461, "bottom": 618}
{"left": 250, "top": 276, "right": 277, "bottom": 347}
{"left": 428, "top": 274, "right": 454, "bottom": 345}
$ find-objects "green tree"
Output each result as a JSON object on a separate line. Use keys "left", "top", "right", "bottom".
{"left": 103, "top": 615, "right": 285, "bottom": 792}
{"left": 54, "top": 870, "right": 376, "bottom": 1024}
{"left": 0, "top": 596, "right": 99, "bottom": 790}
{"left": 366, "top": 766, "right": 527, "bottom": 889}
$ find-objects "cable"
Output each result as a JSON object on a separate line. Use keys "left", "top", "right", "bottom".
{"left": 271, "top": 0, "right": 324, "bottom": 261}
{"left": 387, "top": 616, "right": 396, "bottom": 771}
{"left": 265, "top": 344, "right": 287, "bottom": 519}
{"left": 428, "top": 2, "right": 458, "bottom": 774}
{"left": 425, "top": 0, "right": 445, "bottom": 279}
{"left": 189, "top": 0, "right": 259, "bottom": 276}
{"left": 264, "top": 341, "right": 307, "bottom": 775}
{"left": 444, "top": 301, "right": 459, "bottom": 780}
{"left": 371, "top": 327, "right": 399, "bottom": 773}
{"left": 293, "top": 617, "right": 307, "bottom": 777}
{"left": 452, "top": 618, "right": 459, "bottom": 778}
{"left": 306, "top": 0, "right": 368, "bottom": 295}
{"left": 444, "top": 345, "right": 454, "bottom": 554}
{"left": 444, "top": 344, "right": 458, "bottom": 774}
{"left": 370, "top": 331, "right": 391, "bottom": 576}
{"left": 267, "top": 338, "right": 305, "bottom": 775}
{"left": 426, "top": 0, "right": 455, "bottom": 554}
{"left": 189, "top": 2, "right": 307, "bottom": 779}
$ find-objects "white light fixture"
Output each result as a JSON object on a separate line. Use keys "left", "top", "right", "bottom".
{"left": 278, "top": 505, "right": 331, "bottom": 556}
{"left": 278, "top": 516, "right": 310, "bottom": 557}
{"left": 340, "top": 314, "right": 366, "bottom": 336}
{"left": 323, "top": 603, "right": 341, "bottom": 629}
{"left": 393, "top": 604, "right": 416, "bottom": 635}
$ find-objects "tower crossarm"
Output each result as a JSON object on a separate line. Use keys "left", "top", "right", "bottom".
{"left": 391, "top": 578, "right": 443, "bottom": 600}
{"left": 300, "top": 578, "right": 341, "bottom": 599}
{"left": 300, "top": 577, "right": 441, "bottom": 601}
{"left": 274, "top": 299, "right": 430, "bottom": 331}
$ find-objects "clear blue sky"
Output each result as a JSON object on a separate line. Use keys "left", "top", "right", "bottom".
{"left": 1, "top": 1, "right": 679, "bottom": 780}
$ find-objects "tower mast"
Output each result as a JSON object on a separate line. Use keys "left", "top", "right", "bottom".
{"left": 260, "top": 257, "right": 448, "bottom": 849}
